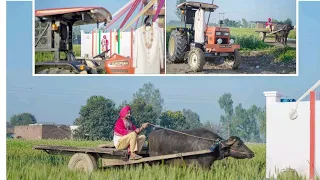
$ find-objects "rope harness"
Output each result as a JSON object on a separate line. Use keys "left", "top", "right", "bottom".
{"left": 148, "top": 123, "right": 254, "bottom": 156}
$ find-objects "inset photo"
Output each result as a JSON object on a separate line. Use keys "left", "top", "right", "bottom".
{"left": 166, "top": 0, "right": 296, "bottom": 75}
{"left": 34, "top": 0, "right": 165, "bottom": 75}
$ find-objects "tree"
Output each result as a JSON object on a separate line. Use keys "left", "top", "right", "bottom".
{"left": 242, "top": 18, "right": 248, "bottom": 28}
{"left": 10, "top": 113, "right": 37, "bottom": 126}
{"left": 218, "top": 93, "right": 234, "bottom": 138}
{"left": 257, "top": 107, "right": 266, "bottom": 139}
{"left": 160, "top": 110, "right": 189, "bottom": 130}
{"left": 182, "top": 109, "right": 202, "bottom": 129}
{"left": 74, "top": 95, "right": 118, "bottom": 140}
{"left": 175, "top": 0, "right": 186, "bottom": 20}
{"left": 204, "top": 120, "right": 223, "bottom": 135}
{"left": 132, "top": 82, "right": 164, "bottom": 123}
{"left": 283, "top": 18, "right": 292, "bottom": 25}
{"left": 130, "top": 97, "right": 158, "bottom": 137}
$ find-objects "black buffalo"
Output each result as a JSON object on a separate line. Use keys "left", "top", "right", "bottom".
{"left": 147, "top": 128, "right": 255, "bottom": 169}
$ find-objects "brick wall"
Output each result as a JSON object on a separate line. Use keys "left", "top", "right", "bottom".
{"left": 41, "top": 125, "right": 71, "bottom": 139}
{"left": 14, "top": 125, "right": 42, "bottom": 139}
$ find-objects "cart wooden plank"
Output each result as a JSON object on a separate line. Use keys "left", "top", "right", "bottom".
{"left": 33, "top": 145, "right": 127, "bottom": 156}
{"left": 103, "top": 149, "right": 213, "bottom": 167}
{"left": 177, "top": 1, "right": 219, "bottom": 11}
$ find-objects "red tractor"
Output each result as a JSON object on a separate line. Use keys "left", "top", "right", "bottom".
{"left": 168, "top": 1, "right": 241, "bottom": 72}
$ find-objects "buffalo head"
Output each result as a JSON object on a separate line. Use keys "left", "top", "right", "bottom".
{"left": 219, "top": 136, "right": 255, "bottom": 159}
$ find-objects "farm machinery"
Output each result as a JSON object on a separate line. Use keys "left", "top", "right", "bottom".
{"left": 34, "top": 7, "right": 112, "bottom": 74}
{"left": 168, "top": 1, "right": 241, "bottom": 72}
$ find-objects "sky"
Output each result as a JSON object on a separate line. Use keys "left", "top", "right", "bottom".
{"left": 6, "top": 1, "right": 320, "bottom": 126}
{"left": 167, "top": 0, "right": 296, "bottom": 25}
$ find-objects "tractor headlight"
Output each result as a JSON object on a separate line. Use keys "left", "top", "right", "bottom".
{"left": 230, "top": 39, "right": 234, "bottom": 44}
{"left": 216, "top": 32, "right": 221, "bottom": 36}
{"left": 224, "top": 32, "right": 229, "bottom": 36}
{"left": 217, "top": 38, "right": 223, "bottom": 44}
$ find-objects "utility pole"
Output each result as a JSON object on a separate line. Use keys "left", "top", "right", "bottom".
{"left": 219, "top": 13, "right": 225, "bottom": 21}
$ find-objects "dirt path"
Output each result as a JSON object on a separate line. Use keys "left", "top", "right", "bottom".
{"left": 166, "top": 40, "right": 296, "bottom": 74}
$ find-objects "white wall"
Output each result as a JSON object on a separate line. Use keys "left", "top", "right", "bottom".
{"left": 81, "top": 30, "right": 133, "bottom": 58}
{"left": 264, "top": 91, "right": 319, "bottom": 178}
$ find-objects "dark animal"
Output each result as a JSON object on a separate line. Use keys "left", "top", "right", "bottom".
{"left": 275, "top": 24, "right": 294, "bottom": 45}
{"left": 148, "top": 128, "right": 255, "bottom": 169}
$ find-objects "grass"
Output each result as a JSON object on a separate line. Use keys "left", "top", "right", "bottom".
{"left": 35, "top": 44, "right": 81, "bottom": 63}
{"left": 165, "top": 26, "right": 296, "bottom": 52}
{"left": 6, "top": 139, "right": 315, "bottom": 180}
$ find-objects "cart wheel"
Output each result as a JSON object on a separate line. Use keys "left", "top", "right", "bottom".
{"left": 232, "top": 49, "right": 241, "bottom": 70}
{"left": 188, "top": 48, "right": 205, "bottom": 72}
{"left": 259, "top": 32, "right": 266, "bottom": 42}
{"left": 68, "top": 153, "right": 97, "bottom": 173}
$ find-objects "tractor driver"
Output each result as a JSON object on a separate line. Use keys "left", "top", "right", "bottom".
{"left": 266, "top": 18, "right": 274, "bottom": 32}
{"left": 113, "top": 106, "right": 149, "bottom": 160}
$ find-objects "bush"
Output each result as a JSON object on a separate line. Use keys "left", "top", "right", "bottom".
{"left": 270, "top": 46, "right": 296, "bottom": 62}
{"left": 232, "top": 35, "right": 270, "bottom": 50}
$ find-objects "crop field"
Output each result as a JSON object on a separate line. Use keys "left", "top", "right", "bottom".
{"left": 6, "top": 139, "right": 313, "bottom": 180}
{"left": 166, "top": 26, "right": 296, "bottom": 51}
{"left": 35, "top": 45, "right": 81, "bottom": 63}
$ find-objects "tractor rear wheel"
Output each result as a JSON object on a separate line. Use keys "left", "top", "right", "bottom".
{"left": 188, "top": 48, "right": 205, "bottom": 72}
{"left": 232, "top": 49, "right": 241, "bottom": 70}
{"left": 168, "top": 30, "right": 188, "bottom": 63}
{"left": 68, "top": 153, "right": 97, "bottom": 173}
{"left": 37, "top": 68, "right": 77, "bottom": 74}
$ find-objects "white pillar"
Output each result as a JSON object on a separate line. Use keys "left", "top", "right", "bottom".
{"left": 264, "top": 91, "right": 282, "bottom": 105}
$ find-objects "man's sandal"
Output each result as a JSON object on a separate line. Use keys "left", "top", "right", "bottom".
{"left": 129, "top": 155, "right": 142, "bottom": 160}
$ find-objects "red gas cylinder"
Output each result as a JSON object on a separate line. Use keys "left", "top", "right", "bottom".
{"left": 104, "top": 53, "right": 135, "bottom": 74}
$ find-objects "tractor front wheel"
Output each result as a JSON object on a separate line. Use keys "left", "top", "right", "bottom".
{"left": 232, "top": 49, "right": 241, "bottom": 70}
{"left": 188, "top": 48, "right": 205, "bottom": 72}
{"left": 37, "top": 68, "right": 77, "bottom": 74}
{"left": 168, "top": 30, "right": 188, "bottom": 63}
{"left": 68, "top": 153, "right": 98, "bottom": 173}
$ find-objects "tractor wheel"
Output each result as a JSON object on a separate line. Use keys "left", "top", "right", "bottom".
{"left": 68, "top": 153, "right": 98, "bottom": 173}
{"left": 168, "top": 30, "right": 188, "bottom": 63}
{"left": 188, "top": 48, "right": 205, "bottom": 72}
{"left": 37, "top": 68, "right": 77, "bottom": 74}
{"left": 232, "top": 49, "right": 241, "bottom": 70}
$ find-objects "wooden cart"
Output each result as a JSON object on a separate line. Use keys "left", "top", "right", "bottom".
{"left": 33, "top": 144, "right": 215, "bottom": 173}
{"left": 255, "top": 29, "right": 285, "bottom": 42}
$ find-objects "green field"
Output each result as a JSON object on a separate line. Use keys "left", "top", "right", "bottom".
{"left": 35, "top": 45, "right": 81, "bottom": 63}
{"left": 6, "top": 139, "right": 313, "bottom": 180}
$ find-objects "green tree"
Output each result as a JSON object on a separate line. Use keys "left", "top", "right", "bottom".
{"left": 283, "top": 18, "right": 292, "bottom": 25}
{"left": 132, "top": 82, "right": 164, "bottom": 122}
{"left": 10, "top": 113, "right": 37, "bottom": 126}
{"left": 160, "top": 110, "right": 189, "bottom": 130}
{"left": 258, "top": 107, "right": 266, "bottom": 139}
{"left": 74, "top": 95, "right": 118, "bottom": 140}
{"left": 218, "top": 93, "right": 234, "bottom": 138}
{"left": 130, "top": 97, "right": 158, "bottom": 137}
{"left": 242, "top": 18, "right": 248, "bottom": 28}
{"left": 204, "top": 120, "right": 223, "bottom": 135}
{"left": 175, "top": 0, "right": 186, "bottom": 19}
{"left": 182, "top": 108, "right": 202, "bottom": 129}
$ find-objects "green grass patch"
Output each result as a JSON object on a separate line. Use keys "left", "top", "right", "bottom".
{"left": 7, "top": 139, "right": 315, "bottom": 179}
{"left": 269, "top": 46, "right": 296, "bottom": 62}
{"left": 35, "top": 45, "right": 81, "bottom": 63}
